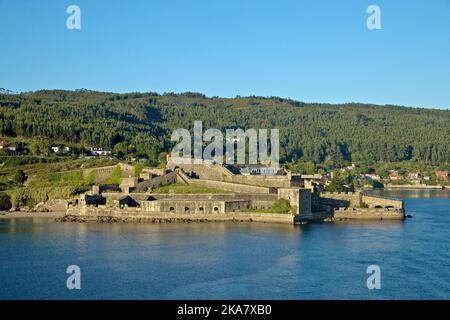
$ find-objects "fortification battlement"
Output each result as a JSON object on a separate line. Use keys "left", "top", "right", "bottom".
{"left": 336, "top": 207, "right": 402, "bottom": 212}
{"left": 321, "top": 191, "right": 359, "bottom": 195}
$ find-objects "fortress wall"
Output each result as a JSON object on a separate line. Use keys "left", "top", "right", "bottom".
{"left": 83, "top": 163, "right": 135, "bottom": 184}
{"left": 225, "top": 200, "right": 252, "bottom": 212}
{"left": 230, "top": 175, "right": 292, "bottom": 188}
{"left": 189, "top": 179, "right": 272, "bottom": 194}
{"left": 242, "top": 194, "right": 278, "bottom": 202}
{"left": 277, "top": 188, "right": 312, "bottom": 215}
{"left": 153, "top": 200, "right": 228, "bottom": 214}
{"left": 176, "top": 169, "right": 191, "bottom": 184}
{"left": 320, "top": 192, "right": 403, "bottom": 210}
{"left": 145, "top": 193, "right": 276, "bottom": 201}
{"left": 362, "top": 195, "right": 403, "bottom": 209}
{"left": 299, "top": 190, "right": 312, "bottom": 215}
{"left": 141, "top": 167, "right": 167, "bottom": 176}
{"left": 147, "top": 193, "right": 237, "bottom": 201}
{"left": 63, "top": 209, "right": 295, "bottom": 224}
{"left": 171, "top": 163, "right": 227, "bottom": 180}
{"left": 251, "top": 201, "right": 275, "bottom": 210}
{"left": 135, "top": 171, "right": 178, "bottom": 192}
{"left": 99, "top": 193, "right": 125, "bottom": 201}
{"left": 171, "top": 162, "right": 292, "bottom": 188}
{"left": 83, "top": 166, "right": 116, "bottom": 184}
{"left": 320, "top": 192, "right": 362, "bottom": 208}
{"left": 96, "top": 193, "right": 277, "bottom": 206}
{"left": 333, "top": 207, "right": 405, "bottom": 220}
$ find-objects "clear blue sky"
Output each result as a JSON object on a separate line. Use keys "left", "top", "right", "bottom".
{"left": 1, "top": 0, "right": 449, "bottom": 109}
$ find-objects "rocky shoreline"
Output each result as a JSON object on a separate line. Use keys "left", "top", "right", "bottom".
{"left": 0, "top": 211, "right": 65, "bottom": 219}
{"left": 56, "top": 214, "right": 258, "bottom": 224}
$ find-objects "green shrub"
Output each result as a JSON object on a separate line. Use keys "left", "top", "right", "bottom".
{"left": 134, "top": 165, "right": 143, "bottom": 178}
{"left": 13, "top": 170, "right": 27, "bottom": 185}
{"left": 271, "top": 198, "right": 291, "bottom": 213}
{"left": 85, "top": 171, "right": 96, "bottom": 185}
{"left": 105, "top": 165, "right": 122, "bottom": 185}
{"left": 242, "top": 198, "right": 292, "bottom": 214}
{"left": 0, "top": 193, "right": 12, "bottom": 210}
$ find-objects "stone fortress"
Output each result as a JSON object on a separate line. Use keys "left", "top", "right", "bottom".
{"left": 63, "top": 160, "right": 405, "bottom": 224}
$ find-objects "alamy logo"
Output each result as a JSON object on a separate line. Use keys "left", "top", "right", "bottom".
{"left": 66, "top": 5, "right": 81, "bottom": 30}
{"left": 366, "top": 5, "right": 381, "bottom": 30}
{"left": 66, "top": 265, "right": 81, "bottom": 290}
{"left": 170, "top": 121, "right": 279, "bottom": 168}
{"left": 366, "top": 265, "right": 381, "bottom": 289}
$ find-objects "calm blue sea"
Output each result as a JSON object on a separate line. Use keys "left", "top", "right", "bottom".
{"left": 0, "top": 190, "right": 449, "bottom": 299}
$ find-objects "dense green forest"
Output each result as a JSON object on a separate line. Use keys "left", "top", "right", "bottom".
{"left": 0, "top": 89, "right": 449, "bottom": 166}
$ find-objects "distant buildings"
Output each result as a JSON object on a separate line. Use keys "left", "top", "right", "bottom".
{"left": 389, "top": 172, "right": 403, "bottom": 181}
{"left": 0, "top": 140, "right": 17, "bottom": 153}
{"left": 435, "top": 171, "right": 449, "bottom": 181}
{"left": 365, "top": 174, "right": 381, "bottom": 181}
{"left": 51, "top": 145, "right": 70, "bottom": 154}
{"left": 408, "top": 172, "right": 421, "bottom": 180}
{"left": 89, "top": 147, "right": 112, "bottom": 157}
{"left": 239, "top": 164, "right": 280, "bottom": 176}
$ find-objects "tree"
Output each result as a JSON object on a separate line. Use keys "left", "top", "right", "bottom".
{"left": 113, "top": 142, "right": 128, "bottom": 160}
{"left": 327, "top": 171, "right": 348, "bottom": 192}
{"left": 0, "top": 90, "right": 448, "bottom": 166}
{"left": 13, "top": 170, "right": 27, "bottom": 185}
{"left": 0, "top": 193, "right": 12, "bottom": 210}
{"left": 30, "top": 136, "right": 51, "bottom": 156}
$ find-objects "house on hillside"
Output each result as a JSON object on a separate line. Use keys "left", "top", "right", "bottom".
{"left": 435, "top": 171, "right": 449, "bottom": 181}
{"left": 389, "top": 172, "right": 403, "bottom": 181}
{"left": 365, "top": 174, "right": 381, "bottom": 181}
{"left": 408, "top": 172, "right": 421, "bottom": 180}
{"left": 0, "top": 140, "right": 8, "bottom": 150}
{"left": 238, "top": 164, "right": 282, "bottom": 176}
{"left": 89, "top": 147, "right": 112, "bottom": 157}
{"left": 52, "top": 145, "right": 71, "bottom": 154}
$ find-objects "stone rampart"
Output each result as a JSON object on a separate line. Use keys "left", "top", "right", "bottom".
{"left": 83, "top": 163, "right": 134, "bottom": 184}
{"left": 361, "top": 195, "right": 403, "bottom": 209}
{"left": 229, "top": 175, "right": 292, "bottom": 188}
{"left": 188, "top": 179, "right": 273, "bottom": 194}
{"left": 63, "top": 209, "right": 295, "bottom": 224}
{"left": 333, "top": 207, "right": 405, "bottom": 220}
{"left": 134, "top": 171, "right": 178, "bottom": 192}
{"left": 319, "top": 192, "right": 362, "bottom": 208}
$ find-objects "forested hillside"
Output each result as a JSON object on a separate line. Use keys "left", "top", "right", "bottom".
{"left": 0, "top": 89, "right": 449, "bottom": 166}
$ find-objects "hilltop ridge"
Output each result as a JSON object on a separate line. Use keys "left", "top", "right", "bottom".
{"left": 0, "top": 89, "right": 449, "bottom": 166}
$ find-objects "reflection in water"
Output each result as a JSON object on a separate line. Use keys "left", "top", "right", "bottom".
{"left": 0, "top": 194, "right": 449, "bottom": 299}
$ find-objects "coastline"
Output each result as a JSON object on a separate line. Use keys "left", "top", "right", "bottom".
{"left": 384, "top": 184, "right": 446, "bottom": 190}
{"left": 0, "top": 211, "right": 65, "bottom": 220}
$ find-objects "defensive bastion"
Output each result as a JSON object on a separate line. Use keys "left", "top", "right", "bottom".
{"left": 62, "top": 163, "right": 405, "bottom": 224}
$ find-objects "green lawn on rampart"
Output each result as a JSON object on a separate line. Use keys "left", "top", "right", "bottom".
{"left": 152, "top": 183, "right": 229, "bottom": 194}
